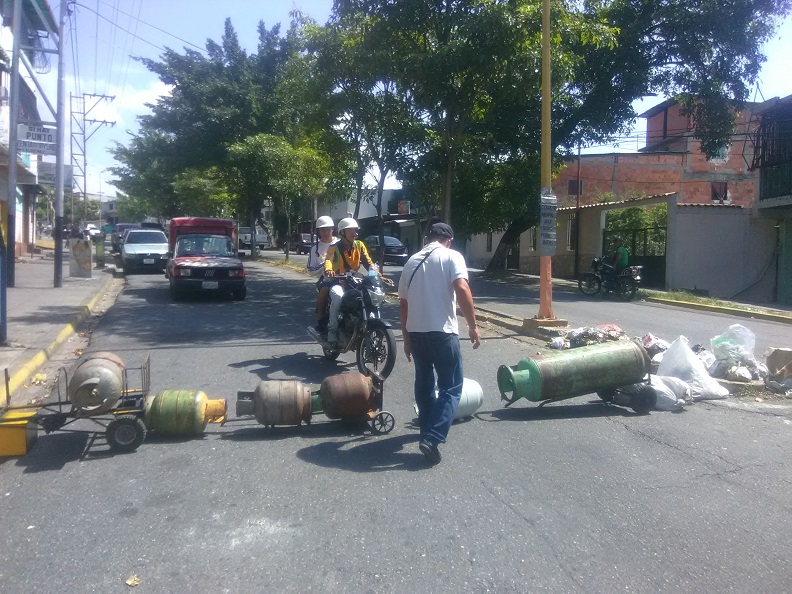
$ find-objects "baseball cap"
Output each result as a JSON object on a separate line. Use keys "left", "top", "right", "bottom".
{"left": 426, "top": 222, "right": 454, "bottom": 239}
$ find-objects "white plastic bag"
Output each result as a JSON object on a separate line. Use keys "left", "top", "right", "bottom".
{"left": 710, "top": 324, "right": 757, "bottom": 366}
{"left": 657, "top": 336, "right": 729, "bottom": 400}
{"left": 652, "top": 375, "right": 691, "bottom": 410}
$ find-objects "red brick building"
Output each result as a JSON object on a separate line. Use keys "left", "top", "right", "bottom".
{"left": 553, "top": 99, "right": 759, "bottom": 208}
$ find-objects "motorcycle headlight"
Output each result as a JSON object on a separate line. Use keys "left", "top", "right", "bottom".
{"left": 368, "top": 287, "right": 386, "bottom": 307}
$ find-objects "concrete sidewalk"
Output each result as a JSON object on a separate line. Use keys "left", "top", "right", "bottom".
{"left": 0, "top": 250, "right": 115, "bottom": 406}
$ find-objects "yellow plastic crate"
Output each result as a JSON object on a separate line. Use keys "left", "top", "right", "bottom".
{"left": 0, "top": 411, "right": 38, "bottom": 456}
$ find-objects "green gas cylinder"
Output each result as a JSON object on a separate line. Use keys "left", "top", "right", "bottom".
{"left": 497, "top": 339, "right": 650, "bottom": 405}
{"left": 144, "top": 390, "right": 227, "bottom": 436}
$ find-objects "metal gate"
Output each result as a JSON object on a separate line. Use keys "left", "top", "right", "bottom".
{"left": 603, "top": 227, "right": 666, "bottom": 288}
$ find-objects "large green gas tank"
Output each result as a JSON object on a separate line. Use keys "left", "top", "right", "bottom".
{"left": 497, "top": 339, "right": 650, "bottom": 404}
{"left": 144, "top": 390, "right": 227, "bottom": 436}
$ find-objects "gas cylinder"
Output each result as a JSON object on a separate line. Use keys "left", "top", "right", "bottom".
{"left": 319, "top": 373, "right": 375, "bottom": 419}
{"left": 455, "top": 378, "right": 485, "bottom": 419}
{"left": 67, "top": 352, "right": 126, "bottom": 415}
{"left": 236, "top": 380, "right": 316, "bottom": 427}
{"left": 497, "top": 339, "right": 650, "bottom": 405}
{"left": 144, "top": 390, "right": 227, "bottom": 436}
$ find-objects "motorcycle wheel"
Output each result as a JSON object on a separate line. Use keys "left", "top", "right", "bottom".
{"left": 615, "top": 277, "right": 637, "bottom": 301}
{"left": 356, "top": 326, "right": 397, "bottom": 378}
{"left": 578, "top": 273, "right": 601, "bottom": 296}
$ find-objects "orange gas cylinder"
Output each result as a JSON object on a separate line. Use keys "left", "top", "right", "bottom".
{"left": 319, "top": 373, "right": 375, "bottom": 419}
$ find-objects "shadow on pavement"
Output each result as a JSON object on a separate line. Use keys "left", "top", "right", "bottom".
{"left": 229, "top": 351, "right": 358, "bottom": 385}
{"left": 482, "top": 400, "right": 636, "bottom": 421}
{"left": 296, "top": 433, "right": 433, "bottom": 472}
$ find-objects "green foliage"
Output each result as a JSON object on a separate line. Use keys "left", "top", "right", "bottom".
{"left": 171, "top": 168, "right": 234, "bottom": 217}
{"left": 107, "top": 0, "right": 791, "bottom": 272}
{"left": 114, "top": 194, "right": 153, "bottom": 223}
{"left": 606, "top": 203, "right": 668, "bottom": 230}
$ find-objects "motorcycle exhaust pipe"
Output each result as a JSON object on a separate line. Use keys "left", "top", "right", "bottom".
{"left": 307, "top": 326, "right": 332, "bottom": 349}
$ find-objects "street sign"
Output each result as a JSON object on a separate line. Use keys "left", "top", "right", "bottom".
{"left": 539, "top": 193, "right": 557, "bottom": 256}
{"left": 37, "top": 162, "right": 73, "bottom": 187}
{"left": 16, "top": 124, "right": 56, "bottom": 156}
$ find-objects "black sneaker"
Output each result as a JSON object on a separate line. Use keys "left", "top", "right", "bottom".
{"left": 419, "top": 440, "right": 442, "bottom": 464}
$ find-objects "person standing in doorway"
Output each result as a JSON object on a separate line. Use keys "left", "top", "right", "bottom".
{"left": 398, "top": 221, "right": 481, "bottom": 464}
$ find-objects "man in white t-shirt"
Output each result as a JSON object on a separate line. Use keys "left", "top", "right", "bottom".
{"left": 306, "top": 216, "right": 338, "bottom": 332}
{"left": 398, "top": 221, "right": 480, "bottom": 464}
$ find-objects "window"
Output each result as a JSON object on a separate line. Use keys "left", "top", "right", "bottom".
{"left": 567, "top": 179, "right": 583, "bottom": 196}
{"left": 527, "top": 227, "right": 537, "bottom": 251}
{"left": 486, "top": 233, "right": 493, "bottom": 252}
{"left": 711, "top": 181, "right": 728, "bottom": 202}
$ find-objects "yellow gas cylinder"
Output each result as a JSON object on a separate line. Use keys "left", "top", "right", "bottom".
{"left": 144, "top": 390, "right": 227, "bottom": 436}
{"left": 319, "top": 373, "right": 375, "bottom": 419}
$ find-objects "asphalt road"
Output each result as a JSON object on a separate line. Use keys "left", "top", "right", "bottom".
{"left": 1, "top": 258, "right": 791, "bottom": 592}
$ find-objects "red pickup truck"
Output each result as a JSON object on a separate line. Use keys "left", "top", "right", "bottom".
{"left": 165, "top": 217, "right": 246, "bottom": 301}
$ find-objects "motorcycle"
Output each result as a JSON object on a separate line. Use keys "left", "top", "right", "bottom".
{"left": 307, "top": 271, "right": 398, "bottom": 378}
{"left": 578, "top": 257, "right": 643, "bottom": 301}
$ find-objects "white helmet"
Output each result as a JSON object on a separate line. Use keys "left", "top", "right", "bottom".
{"left": 337, "top": 217, "right": 359, "bottom": 233}
{"left": 316, "top": 215, "right": 334, "bottom": 229}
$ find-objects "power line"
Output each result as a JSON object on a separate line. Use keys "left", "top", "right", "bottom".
{"left": 74, "top": 0, "right": 207, "bottom": 53}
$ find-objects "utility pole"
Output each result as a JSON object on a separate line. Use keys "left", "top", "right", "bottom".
{"left": 70, "top": 93, "right": 115, "bottom": 224}
{"left": 525, "top": 0, "right": 566, "bottom": 331}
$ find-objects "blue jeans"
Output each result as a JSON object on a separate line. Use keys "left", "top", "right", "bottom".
{"left": 409, "top": 331, "right": 464, "bottom": 446}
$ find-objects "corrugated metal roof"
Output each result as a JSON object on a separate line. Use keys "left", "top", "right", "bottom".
{"left": 676, "top": 202, "right": 744, "bottom": 208}
{"left": 557, "top": 193, "right": 675, "bottom": 212}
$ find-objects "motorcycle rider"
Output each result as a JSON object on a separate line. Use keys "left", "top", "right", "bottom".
{"left": 307, "top": 216, "right": 338, "bottom": 332}
{"left": 605, "top": 237, "right": 629, "bottom": 290}
{"left": 323, "top": 217, "right": 377, "bottom": 345}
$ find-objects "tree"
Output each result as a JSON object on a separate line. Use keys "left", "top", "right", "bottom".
{"left": 109, "top": 18, "right": 295, "bottom": 217}
{"left": 225, "top": 134, "right": 329, "bottom": 259}
{"left": 328, "top": 0, "right": 791, "bottom": 270}
{"left": 171, "top": 168, "right": 234, "bottom": 218}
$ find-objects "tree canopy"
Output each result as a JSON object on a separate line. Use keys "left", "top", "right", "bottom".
{"left": 108, "top": 0, "right": 790, "bottom": 268}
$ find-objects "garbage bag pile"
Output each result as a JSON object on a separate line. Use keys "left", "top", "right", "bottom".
{"left": 630, "top": 323, "right": 792, "bottom": 405}
{"left": 549, "top": 324, "right": 626, "bottom": 350}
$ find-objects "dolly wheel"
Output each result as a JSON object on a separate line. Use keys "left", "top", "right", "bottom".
{"left": 106, "top": 415, "right": 147, "bottom": 453}
{"left": 597, "top": 389, "right": 616, "bottom": 403}
{"left": 371, "top": 411, "right": 395, "bottom": 435}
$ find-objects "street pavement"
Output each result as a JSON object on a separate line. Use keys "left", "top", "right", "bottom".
{"left": 1, "top": 248, "right": 791, "bottom": 408}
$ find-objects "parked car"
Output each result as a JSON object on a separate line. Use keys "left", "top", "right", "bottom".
{"left": 84, "top": 223, "right": 102, "bottom": 241}
{"left": 363, "top": 235, "right": 409, "bottom": 265}
{"left": 284, "top": 233, "right": 312, "bottom": 255}
{"left": 166, "top": 233, "right": 246, "bottom": 300}
{"left": 111, "top": 223, "right": 141, "bottom": 253}
{"left": 239, "top": 226, "right": 271, "bottom": 250}
{"left": 120, "top": 229, "right": 169, "bottom": 274}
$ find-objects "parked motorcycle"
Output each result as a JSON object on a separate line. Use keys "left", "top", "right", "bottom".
{"left": 578, "top": 257, "right": 643, "bottom": 301}
{"left": 307, "top": 272, "right": 398, "bottom": 378}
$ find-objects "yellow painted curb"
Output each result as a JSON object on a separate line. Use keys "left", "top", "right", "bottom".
{"left": 1, "top": 275, "right": 116, "bottom": 407}
{"left": 645, "top": 297, "right": 792, "bottom": 325}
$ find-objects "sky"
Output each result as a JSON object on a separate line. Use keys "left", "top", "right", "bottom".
{"left": 36, "top": 1, "right": 792, "bottom": 198}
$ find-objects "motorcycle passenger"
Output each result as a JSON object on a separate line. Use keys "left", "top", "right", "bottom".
{"left": 323, "top": 217, "right": 377, "bottom": 345}
{"left": 307, "top": 216, "right": 338, "bottom": 332}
